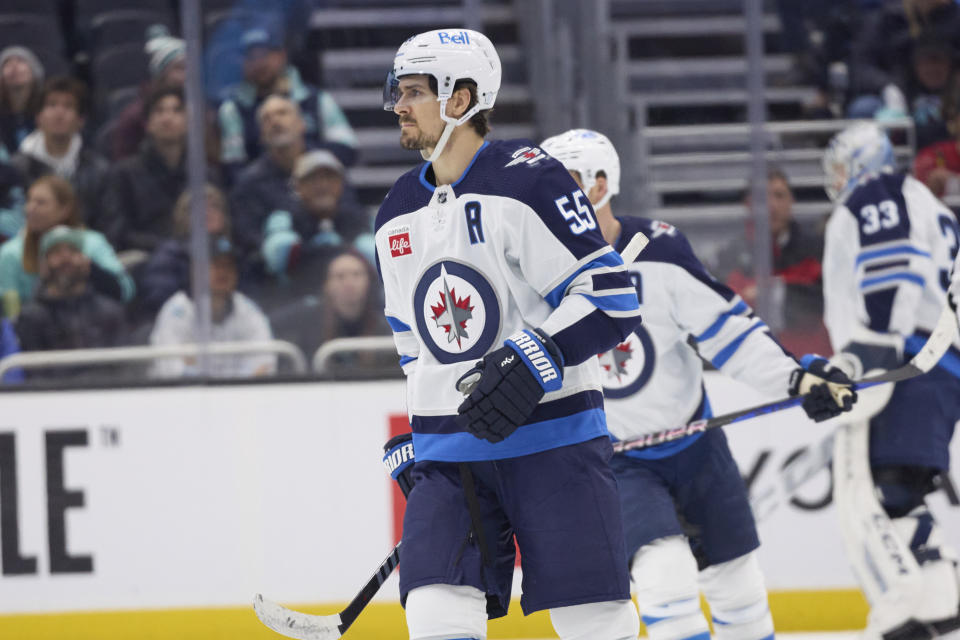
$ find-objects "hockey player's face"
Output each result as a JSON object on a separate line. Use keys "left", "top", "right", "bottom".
{"left": 393, "top": 76, "right": 442, "bottom": 151}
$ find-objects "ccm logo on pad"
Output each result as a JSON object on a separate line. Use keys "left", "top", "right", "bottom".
{"left": 389, "top": 232, "right": 412, "bottom": 257}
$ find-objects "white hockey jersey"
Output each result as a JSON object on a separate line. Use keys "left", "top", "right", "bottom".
{"left": 823, "top": 173, "right": 960, "bottom": 369}
{"left": 600, "top": 217, "right": 799, "bottom": 458}
{"left": 375, "top": 140, "right": 642, "bottom": 463}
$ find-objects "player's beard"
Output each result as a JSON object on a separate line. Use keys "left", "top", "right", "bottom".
{"left": 399, "top": 120, "right": 439, "bottom": 151}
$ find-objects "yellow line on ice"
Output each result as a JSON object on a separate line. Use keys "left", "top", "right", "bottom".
{"left": 0, "top": 589, "right": 868, "bottom": 639}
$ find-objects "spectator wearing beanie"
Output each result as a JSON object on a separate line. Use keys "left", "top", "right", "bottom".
{"left": 0, "top": 46, "right": 44, "bottom": 155}
{"left": 16, "top": 225, "right": 128, "bottom": 381}
{"left": 102, "top": 25, "right": 187, "bottom": 162}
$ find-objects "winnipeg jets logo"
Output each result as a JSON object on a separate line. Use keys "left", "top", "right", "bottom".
{"left": 414, "top": 261, "right": 500, "bottom": 363}
{"left": 600, "top": 342, "right": 633, "bottom": 382}
{"left": 599, "top": 327, "right": 656, "bottom": 399}
{"left": 505, "top": 146, "right": 546, "bottom": 167}
{"left": 430, "top": 266, "right": 474, "bottom": 347}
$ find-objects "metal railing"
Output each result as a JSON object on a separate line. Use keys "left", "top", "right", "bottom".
{"left": 312, "top": 336, "right": 397, "bottom": 375}
{"left": 0, "top": 340, "right": 308, "bottom": 380}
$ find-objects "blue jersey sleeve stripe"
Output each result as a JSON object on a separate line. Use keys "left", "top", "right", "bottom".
{"left": 855, "top": 245, "right": 931, "bottom": 267}
{"left": 386, "top": 315, "right": 412, "bottom": 332}
{"left": 695, "top": 300, "right": 749, "bottom": 342}
{"left": 859, "top": 272, "right": 925, "bottom": 289}
{"left": 711, "top": 321, "right": 767, "bottom": 368}
{"left": 398, "top": 355, "right": 417, "bottom": 366}
{"left": 581, "top": 292, "right": 641, "bottom": 312}
{"left": 544, "top": 252, "right": 624, "bottom": 308}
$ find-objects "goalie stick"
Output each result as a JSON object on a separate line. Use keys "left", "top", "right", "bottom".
{"left": 254, "top": 542, "right": 400, "bottom": 640}
{"left": 253, "top": 233, "right": 652, "bottom": 640}
{"left": 613, "top": 303, "right": 959, "bottom": 454}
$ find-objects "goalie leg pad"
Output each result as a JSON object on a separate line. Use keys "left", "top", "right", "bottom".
{"left": 630, "top": 535, "right": 710, "bottom": 640}
{"left": 548, "top": 599, "right": 640, "bottom": 640}
{"left": 890, "top": 507, "right": 960, "bottom": 623}
{"left": 875, "top": 466, "right": 960, "bottom": 624}
{"left": 699, "top": 551, "right": 775, "bottom": 640}
{"left": 405, "top": 584, "right": 488, "bottom": 640}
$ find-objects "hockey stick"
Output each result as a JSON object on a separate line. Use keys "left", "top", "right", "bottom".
{"left": 253, "top": 542, "right": 400, "bottom": 640}
{"left": 620, "top": 231, "right": 650, "bottom": 264}
{"left": 613, "top": 304, "right": 959, "bottom": 454}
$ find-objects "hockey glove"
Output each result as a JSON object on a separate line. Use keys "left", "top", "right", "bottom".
{"left": 455, "top": 329, "right": 564, "bottom": 443}
{"left": 788, "top": 355, "right": 858, "bottom": 423}
{"left": 382, "top": 432, "right": 415, "bottom": 498}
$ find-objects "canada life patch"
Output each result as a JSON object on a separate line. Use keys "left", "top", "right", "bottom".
{"left": 389, "top": 232, "right": 412, "bottom": 257}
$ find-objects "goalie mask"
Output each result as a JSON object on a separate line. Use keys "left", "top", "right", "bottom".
{"left": 384, "top": 29, "right": 501, "bottom": 162}
{"left": 822, "top": 121, "right": 895, "bottom": 204}
{"left": 541, "top": 129, "right": 621, "bottom": 210}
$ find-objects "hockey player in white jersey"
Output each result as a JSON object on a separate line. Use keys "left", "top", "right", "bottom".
{"left": 541, "top": 129, "right": 858, "bottom": 640}
{"left": 820, "top": 122, "right": 960, "bottom": 639}
{"left": 376, "top": 31, "right": 643, "bottom": 640}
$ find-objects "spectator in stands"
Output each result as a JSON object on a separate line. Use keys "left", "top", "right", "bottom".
{"left": 149, "top": 235, "right": 276, "bottom": 379}
{"left": 915, "top": 70, "right": 960, "bottom": 197}
{"left": 847, "top": 0, "right": 960, "bottom": 119}
{"left": 0, "top": 317, "right": 23, "bottom": 384}
{"left": 101, "top": 86, "right": 195, "bottom": 256}
{"left": 902, "top": 36, "right": 955, "bottom": 148}
{"left": 11, "top": 77, "right": 109, "bottom": 229}
{"left": 15, "top": 226, "right": 127, "bottom": 380}
{"left": 0, "top": 176, "right": 134, "bottom": 318}
{"left": 137, "top": 184, "right": 232, "bottom": 318}
{"left": 0, "top": 46, "right": 44, "bottom": 155}
{"left": 229, "top": 94, "right": 305, "bottom": 265}
{"left": 270, "top": 248, "right": 389, "bottom": 366}
{"left": 103, "top": 25, "right": 186, "bottom": 162}
{"left": 261, "top": 149, "right": 374, "bottom": 278}
{"left": 0, "top": 162, "right": 26, "bottom": 242}
{"left": 712, "top": 168, "right": 829, "bottom": 355}
{"left": 217, "top": 24, "right": 357, "bottom": 171}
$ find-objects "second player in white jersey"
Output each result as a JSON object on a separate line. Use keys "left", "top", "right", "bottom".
{"left": 542, "top": 129, "right": 857, "bottom": 640}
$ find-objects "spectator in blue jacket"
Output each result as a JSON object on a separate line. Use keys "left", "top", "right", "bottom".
{"left": 217, "top": 24, "right": 357, "bottom": 171}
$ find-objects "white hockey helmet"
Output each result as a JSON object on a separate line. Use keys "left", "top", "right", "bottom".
{"left": 384, "top": 29, "right": 501, "bottom": 161}
{"left": 822, "top": 121, "right": 895, "bottom": 204}
{"left": 541, "top": 129, "right": 621, "bottom": 210}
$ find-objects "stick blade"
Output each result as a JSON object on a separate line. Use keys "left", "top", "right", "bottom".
{"left": 254, "top": 594, "right": 343, "bottom": 640}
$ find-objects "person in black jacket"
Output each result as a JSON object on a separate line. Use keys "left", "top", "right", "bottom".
{"left": 16, "top": 226, "right": 127, "bottom": 380}
{"left": 100, "top": 86, "right": 196, "bottom": 255}
{"left": 10, "top": 76, "right": 109, "bottom": 229}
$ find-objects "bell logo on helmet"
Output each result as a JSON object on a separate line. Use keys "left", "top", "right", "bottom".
{"left": 438, "top": 31, "right": 471, "bottom": 45}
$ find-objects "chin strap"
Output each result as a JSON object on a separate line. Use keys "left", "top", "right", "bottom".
{"left": 421, "top": 98, "right": 483, "bottom": 163}
{"left": 421, "top": 121, "right": 456, "bottom": 162}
